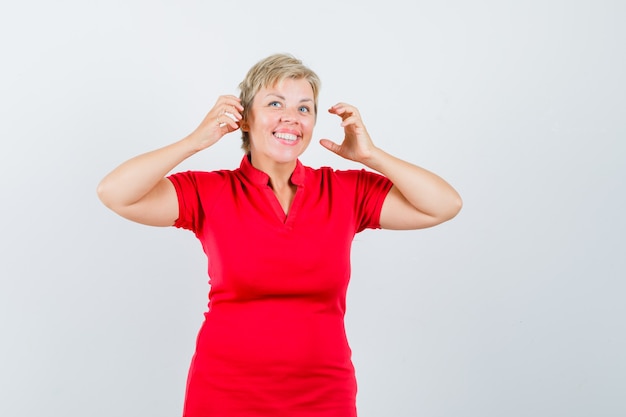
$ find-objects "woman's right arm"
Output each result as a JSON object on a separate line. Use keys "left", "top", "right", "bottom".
{"left": 96, "top": 95, "right": 243, "bottom": 226}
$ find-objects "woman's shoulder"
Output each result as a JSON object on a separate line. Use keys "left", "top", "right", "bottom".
{"left": 305, "top": 164, "right": 381, "bottom": 181}
{"left": 169, "top": 166, "right": 240, "bottom": 180}
{"left": 167, "top": 167, "right": 240, "bottom": 194}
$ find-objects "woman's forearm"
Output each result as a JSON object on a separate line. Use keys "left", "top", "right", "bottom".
{"left": 96, "top": 136, "right": 198, "bottom": 210}
{"left": 97, "top": 95, "right": 243, "bottom": 223}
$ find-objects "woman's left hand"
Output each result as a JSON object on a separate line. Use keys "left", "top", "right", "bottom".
{"left": 320, "top": 103, "right": 377, "bottom": 163}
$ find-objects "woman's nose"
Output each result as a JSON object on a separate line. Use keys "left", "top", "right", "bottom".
{"left": 281, "top": 106, "right": 298, "bottom": 122}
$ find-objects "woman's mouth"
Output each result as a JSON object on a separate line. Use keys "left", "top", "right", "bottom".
{"left": 274, "top": 132, "right": 299, "bottom": 145}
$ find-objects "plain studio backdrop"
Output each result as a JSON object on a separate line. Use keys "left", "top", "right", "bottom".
{"left": 1, "top": 1, "right": 624, "bottom": 416}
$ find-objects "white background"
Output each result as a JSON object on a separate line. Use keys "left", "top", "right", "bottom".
{"left": 1, "top": 1, "right": 624, "bottom": 416}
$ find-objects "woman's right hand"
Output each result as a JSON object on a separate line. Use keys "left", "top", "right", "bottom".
{"left": 97, "top": 95, "right": 245, "bottom": 227}
{"left": 186, "top": 95, "right": 244, "bottom": 151}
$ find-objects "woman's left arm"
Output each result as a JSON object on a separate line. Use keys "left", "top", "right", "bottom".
{"left": 320, "top": 103, "right": 462, "bottom": 230}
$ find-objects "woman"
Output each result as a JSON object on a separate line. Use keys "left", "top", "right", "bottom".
{"left": 97, "top": 53, "right": 462, "bottom": 417}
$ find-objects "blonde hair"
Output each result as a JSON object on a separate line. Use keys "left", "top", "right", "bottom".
{"left": 238, "top": 53, "right": 321, "bottom": 153}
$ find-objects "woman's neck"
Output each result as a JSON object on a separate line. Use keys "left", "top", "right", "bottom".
{"left": 249, "top": 153, "right": 297, "bottom": 189}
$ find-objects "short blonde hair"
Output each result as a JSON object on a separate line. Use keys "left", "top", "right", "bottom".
{"left": 238, "top": 53, "right": 321, "bottom": 153}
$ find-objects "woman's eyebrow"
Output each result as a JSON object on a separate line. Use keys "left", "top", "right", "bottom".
{"left": 264, "top": 93, "right": 314, "bottom": 103}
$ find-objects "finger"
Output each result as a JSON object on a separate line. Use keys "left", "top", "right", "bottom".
{"left": 329, "top": 102, "right": 352, "bottom": 112}
{"left": 215, "top": 106, "right": 242, "bottom": 128}
{"left": 226, "top": 100, "right": 244, "bottom": 114}
{"left": 218, "top": 114, "right": 240, "bottom": 132}
{"left": 319, "top": 139, "right": 341, "bottom": 154}
{"left": 216, "top": 96, "right": 244, "bottom": 114}
{"left": 206, "top": 95, "right": 244, "bottom": 134}
{"left": 226, "top": 117, "right": 241, "bottom": 131}
{"left": 218, "top": 94, "right": 242, "bottom": 104}
{"left": 329, "top": 103, "right": 359, "bottom": 118}
{"left": 328, "top": 105, "right": 349, "bottom": 118}
{"left": 224, "top": 106, "right": 243, "bottom": 121}
{"left": 338, "top": 114, "right": 365, "bottom": 129}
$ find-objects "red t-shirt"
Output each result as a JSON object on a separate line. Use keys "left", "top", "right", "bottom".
{"left": 168, "top": 155, "right": 393, "bottom": 417}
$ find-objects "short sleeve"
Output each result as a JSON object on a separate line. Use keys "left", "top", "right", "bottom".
{"left": 167, "top": 170, "right": 227, "bottom": 234}
{"left": 167, "top": 171, "right": 202, "bottom": 232}
{"left": 349, "top": 169, "right": 394, "bottom": 233}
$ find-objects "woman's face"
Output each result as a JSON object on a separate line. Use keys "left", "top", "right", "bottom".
{"left": 244, "top": 77, "right": 316, "bottom": 166}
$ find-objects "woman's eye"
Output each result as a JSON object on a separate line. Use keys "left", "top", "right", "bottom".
{"left": 299, "top": 106, "right": 310, "bottom": 113}
{"left": 269, "top": 101, "right": 282, "bottom": 108}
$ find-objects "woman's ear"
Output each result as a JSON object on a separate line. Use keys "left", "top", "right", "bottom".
{"left": 240, "top": 120, "right": 249, "bottom": 132}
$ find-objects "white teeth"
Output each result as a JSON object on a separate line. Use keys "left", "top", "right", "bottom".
{"left": 275, "top": 132, "right": 297, "bottom": 141}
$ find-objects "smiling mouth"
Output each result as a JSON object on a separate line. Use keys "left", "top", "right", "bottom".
{"left": 274, "top": 132, "right": 298, "bottom": 142}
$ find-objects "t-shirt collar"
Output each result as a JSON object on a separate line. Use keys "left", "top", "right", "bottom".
{"left": 239, "top": 155, "right": 306, "bottom": 187}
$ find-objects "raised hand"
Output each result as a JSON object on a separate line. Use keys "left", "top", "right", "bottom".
{"left": 319, "top": 103, "right": 377, "bottom": 163}
{"left": 188, "top": 95, "right": 244, "bottom": 151}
